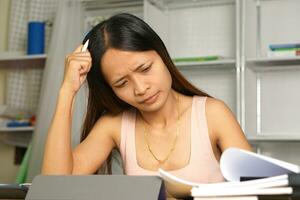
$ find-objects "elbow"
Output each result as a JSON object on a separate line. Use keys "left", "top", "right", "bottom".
{"left": 41, "top": 163, "right": 73, "bottom": 175}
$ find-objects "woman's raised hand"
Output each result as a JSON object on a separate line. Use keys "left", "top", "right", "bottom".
{"left": 62, "top": 41, "right": 92, "bottom": 95}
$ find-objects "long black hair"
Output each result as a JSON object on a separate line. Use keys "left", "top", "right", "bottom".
{"left": 81, "top": 13, "right": 210, "bottom": 173}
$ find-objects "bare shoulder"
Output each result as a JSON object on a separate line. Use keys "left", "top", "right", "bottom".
{"left": 205, "top": 97, "right": 236, "bottom": 125}
{"left": 205, "top": 97, "right": 252, "bottom": 152}
{"left": 205, "top": 97, "right": 230, "bottom": 116}
{"left": 204, "top": 97, "right": 232, "bottom": 146}
{"left": 94, "top": 112, "right": 122, "bottom": 129}
{"left": 205, "top": 96, "right": 238, "bottom": 135}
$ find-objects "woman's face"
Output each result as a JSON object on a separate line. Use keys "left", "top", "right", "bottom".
{"left": 101, "top": 49, "right": 172, "bottom": 112}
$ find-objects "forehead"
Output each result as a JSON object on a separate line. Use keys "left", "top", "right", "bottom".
{"left": 101, "top": 49, "right": 157, "bottom": 80}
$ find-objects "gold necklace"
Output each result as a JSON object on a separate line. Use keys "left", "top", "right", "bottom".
{"left": 141, "top": 94, "right": 180, "bottom": 165}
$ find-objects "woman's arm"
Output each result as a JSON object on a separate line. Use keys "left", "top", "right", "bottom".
{"left": 42, "top": 94, "right": 118, "bottom": 175}
{"left": 42, "top": 88, "right": 75, "bottom": 174}
{"left": 71, "top": 114, "right": 119, "bottom": 174}
{"left": 42, "top": 44, "right": 117, "bottom": 175}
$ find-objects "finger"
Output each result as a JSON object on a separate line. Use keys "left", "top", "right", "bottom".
{"left": 70, "top": 58, "right": 91, "bottom": 64}
{"left": 68, "top": 59, "right": 91, "bottom": 72}
{"left": 79, "top": 71, "right": 89, "bottom": 76}
{"left": 71, "top": 51, "right": 91, "bottom": 58}
{"left": 77, "top": 60, "right": 91, "bottom": 72}
{"left": 66, "top": 57, "right": 91, "bottom": 69}
{"left": 67, "top": 55, "right": 91, "bottom": 62}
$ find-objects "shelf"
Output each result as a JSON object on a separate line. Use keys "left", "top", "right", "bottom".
{"left": 248, "top": 134, "right": 300, "bottom": 142}
{"left": 148, "top": 0, "right": 235, "bottom": 11}
{"left": 0, "top": 126, "right": 34, "bottom": 132}
{"left": 0, "top": 52, "right": 46, "bottom": 68}
{"left": 82, "top": 0, "right": 143, "bottom": 11}
{"left": 175, "top": 59, "right": 236, "bottom": 70}
{"left": 246, "top": 57, "right": 300, "bottom": 71}
{"left": 0, "top": 126, "right": 33, "bottom": 147}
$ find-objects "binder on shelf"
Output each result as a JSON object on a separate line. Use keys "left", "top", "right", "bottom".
{"left": 172, "top": 55, "right": 222, "bottom": 63}
{"left": 269, "top": 43, "right": 300, "bottom": 51}
{"left": 268, "top": 43, "right": 300, "bottom": 58}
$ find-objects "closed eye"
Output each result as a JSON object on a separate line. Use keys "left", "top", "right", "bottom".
{"left": 115, "top": 81, "right": 127, "bottom": 88}
{"left": 142, "top": 65, "right": 151, "bottom": 72}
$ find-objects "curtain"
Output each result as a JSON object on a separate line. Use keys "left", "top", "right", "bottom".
{"left": 26, "top": 0, "right": 87, "bottom": 181}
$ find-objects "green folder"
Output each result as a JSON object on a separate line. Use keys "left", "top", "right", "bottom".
{"left": 15, "top": 143, "right": 32, "bottom": 184}
{"left": 272, "top": 48, "right": 300, "bottom": 51}
{"left": 172, "top": 55, "right": 220, "bottom": 63}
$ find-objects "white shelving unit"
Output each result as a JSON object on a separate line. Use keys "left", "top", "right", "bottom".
{"left": 0, "top": 52, "right": 46, "bottom": 147}
{"left": 143, "top": 0, "right": 300, "bottom": 164}
{"left": 1, "top": 0, "right": 296, "bottom": 159}
{"left": 244, "top": 0, "right": 300, "bottom": 139}
{"left": 83, "top": 0, "right": 144, "bottom": 32}
{"left": 144, "top": 0, "right": 239, "bottom": 115}
{"left": 241, "top": 0, "right": 300, "bottom": 164}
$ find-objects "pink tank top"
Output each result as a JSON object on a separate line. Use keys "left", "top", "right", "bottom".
{"left": 120, "top": 96, "right": 224, "bottom": 183}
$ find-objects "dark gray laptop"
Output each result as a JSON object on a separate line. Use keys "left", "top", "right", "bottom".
{"left": 25, "top": 175, "right": 165, "bottom": 200}
{"left": 0, "top": 183, "right": 28, "bottom": 199}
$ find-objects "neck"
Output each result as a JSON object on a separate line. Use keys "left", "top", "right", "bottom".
{"left": 139, "top": 90, "right": 179, "bottom": 129}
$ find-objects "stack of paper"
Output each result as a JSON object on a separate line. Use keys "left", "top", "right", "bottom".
{"left": 159, "top": 148, "right": 300, "bottom": 199}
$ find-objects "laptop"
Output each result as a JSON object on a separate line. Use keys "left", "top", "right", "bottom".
{"left": 25, "top": 175, "right": 165, "bottom": 200}
{"left": 0, "top": 183, "right": 29, "bottom": 199}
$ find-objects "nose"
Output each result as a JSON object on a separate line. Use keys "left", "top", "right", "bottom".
{"left": 133, "top": 77, "right": 149, "bottom": 96}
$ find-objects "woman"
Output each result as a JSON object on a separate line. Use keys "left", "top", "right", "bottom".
{"left": 42, "top": 13, "right": 251, "bottom": 184}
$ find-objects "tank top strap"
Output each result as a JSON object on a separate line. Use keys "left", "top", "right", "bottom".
{"left": 191, "top": 96, "right": 216, "bottom": 160}
{"left": 194, "top": 96, "right": 207, "bottom": 121}
{"left": 120, "top": 109, "right": 136, "bottom": 167}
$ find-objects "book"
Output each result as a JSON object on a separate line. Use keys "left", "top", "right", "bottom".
{"left": 172, "top": 56, "right": 221, "bottom": 63}
{"left": 193, "top": 194, "right": 300, "bottom": 200}
{"left": 269, "top": 47, "right": 300, "bottom": 51}
{"left": 269, "top": 43, "right": 300, "bottom": 51}
{"left": 158, "top": 147, "right": 300, "bottom": 198}
{"left": 191, "top": 186, "right": 293, "bottom": 197}
{"left": 160, "top": 168, "right": 300, "bottom": 198}
{"left": 219, "top": 148, "right": 300, "bottom": 181}
{"left": 267, "top": 50, "right": 300, "bottom": 58}
{"left": 267, "top": 43, "right": 300, "bottom": 58}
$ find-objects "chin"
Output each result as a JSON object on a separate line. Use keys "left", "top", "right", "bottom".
{"left": 140, "top": 104, "right": 161, "bottom": 112}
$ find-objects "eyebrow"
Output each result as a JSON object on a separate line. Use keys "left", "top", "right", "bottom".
{"left": 113, "top": 62, "right": 150, "bottom": 85}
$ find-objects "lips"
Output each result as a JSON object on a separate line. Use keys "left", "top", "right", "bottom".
{"left": 140, "top": 92, "right": 159, "bottom": 104}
